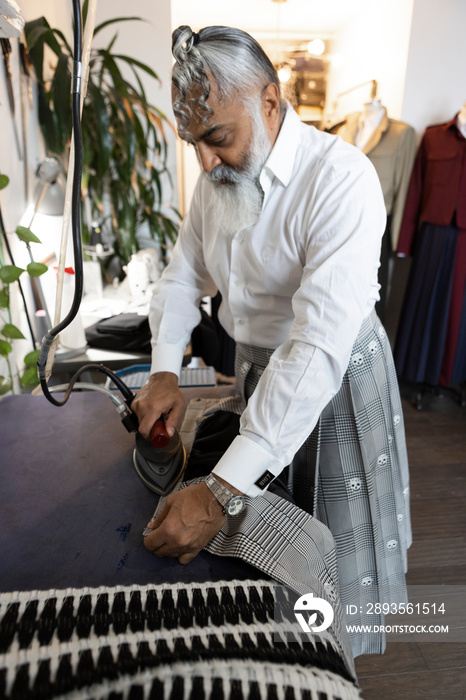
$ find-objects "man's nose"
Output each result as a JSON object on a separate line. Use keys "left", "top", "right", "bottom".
{"left": 196, "top": 143, "right": 222, "bottom": 173}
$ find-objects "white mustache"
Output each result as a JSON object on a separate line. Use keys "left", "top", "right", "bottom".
{"left": 206, "top": 165, "right": 244, "bottom": 185}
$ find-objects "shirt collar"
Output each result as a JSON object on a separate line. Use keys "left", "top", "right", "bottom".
{"left": 260, "top": 105, "right": 300, "bottom": 195}
{"left": 441, "top": 114, "right": 461, "bottom": 132}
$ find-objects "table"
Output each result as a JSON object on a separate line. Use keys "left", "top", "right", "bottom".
{"left": 0, "top": 392, "right": 258, "bottom": 592}
{"left": 50, "top": 346, "right": 152, "bottom": 377}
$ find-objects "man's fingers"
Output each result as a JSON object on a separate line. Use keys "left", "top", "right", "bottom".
{"left": 178, "top": 549, "right": 201, "bottom": 565}
{"left": 151, "top": 500, "right": 170, "bottom": 526}
{"left": 164, "top": 402, "right": 186, "bottom": 437}
{"left": 132, "top": 372, "right": 185, "bottom": 440}
{"left": 143, "top": 504, "right": 171, "bottom": 551}
{"left": 138, "top": 411, "right": 164, "bottom": 440}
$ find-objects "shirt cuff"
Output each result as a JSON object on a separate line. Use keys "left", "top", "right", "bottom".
{"left": 212, "top": 434, "right": 287, "bottom": 497}
{"left": 150, "top": 343, "right": 185, "bottom": 378}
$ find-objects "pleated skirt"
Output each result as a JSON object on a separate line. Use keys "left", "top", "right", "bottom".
{"left": 394, "top": 222, "right": 466, "bottom": 386}
{"left": 236, "top": 310, "right": 412, "bottom": 655}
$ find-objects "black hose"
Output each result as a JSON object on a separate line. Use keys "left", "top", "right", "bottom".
{"left": 37, "top": 0, "right": 83, "bottom": 406}
{"left": 51, "top": 363, "right": 136, "bottom": 405}
{"left": 36, "top": 1, "right": 137, "bottom": 412}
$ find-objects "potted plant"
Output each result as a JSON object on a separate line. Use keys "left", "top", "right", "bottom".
{"left": 0, "top": 174, "right": 48, "bottom": 395}
{"left": 24, "top": 1, "right": 180, "bottom": 275}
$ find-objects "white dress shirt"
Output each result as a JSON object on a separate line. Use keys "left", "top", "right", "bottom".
{"left": 149, "top": 107, "right": 386, "bottom": 496}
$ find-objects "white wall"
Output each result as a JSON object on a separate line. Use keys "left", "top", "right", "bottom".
{"left": 400, "top": 0, "right": 466, "bottom": 138}
{"left": 325, "top": 0, "right": 415, "bottom": 123}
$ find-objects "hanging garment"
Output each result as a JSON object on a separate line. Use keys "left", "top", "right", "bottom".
{"left": 395, "top": 116, "right": 466, "bottom": 386}
{"left": 329, "top": 111, "right": 416, "bottom": 322}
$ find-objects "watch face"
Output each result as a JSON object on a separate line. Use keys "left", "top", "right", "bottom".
{"left": 227, "top": 495, "right": 245, "bottom": 516}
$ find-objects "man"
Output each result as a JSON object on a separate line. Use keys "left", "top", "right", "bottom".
{"left": 133, "top": 25, "right": 411, "bottom": 652}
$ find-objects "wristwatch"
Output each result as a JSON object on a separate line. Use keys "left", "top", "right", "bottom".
{"left": 204, "top": 474, "right": 246, "bottom": 516}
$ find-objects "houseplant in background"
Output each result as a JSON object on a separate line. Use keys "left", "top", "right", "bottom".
{"left": 0, "top": 173, "right": 47, "bottom": 395}
{"left": 24, "top": 0, "right": 180, "bottom": 277}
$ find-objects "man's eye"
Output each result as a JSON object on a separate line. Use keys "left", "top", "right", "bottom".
{"left": 208, "top": 136, "right": 227, "bottom": 146}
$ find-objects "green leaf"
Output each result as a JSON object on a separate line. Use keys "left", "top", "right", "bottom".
{"left": 83, "top": 0, "right": 89, "bottom": 28}
{"left": 86, "top": 82, "right": 112, "bottom": 176}
{"left": 0, "top": 174, "right": 9, "bottom": 190}
{"left": 1, "top": 323, "right": 26, "bottom": 340}
{"left": 0, "top": 288, "right": 9, "bottom": 307}
{"left": 50, "top": 27, "right": 72, "bottom": 56}
{"left": 21, "top": 366, "right": 39, "bottom": 388}
{"left": 100, "top": 51, "right": 129, "bottom": 95}
{"left": 93, "top": 16, "right": 144, "bottom": 37}
{"left": 0, "top": 339, "right": 13, "bottom": 356}
{"left": 0, "top": 376, "right": 12, "bottom": 395}
{"left": 112, "top": 54, "right": 159, "bottom": 82}
{"left": 15, "top": 225, "right": 42, "bottom": 244}
{"left": 27, "top": 262, "right": 48, "bottom": 278}
{"left": 37, "top": 83, "right": 62, "bottom": 154}
{"left": 106, "top": 32, "right": 119, "bottom": 54}
{"left": 25, "top": 19, "right": 62, "bottom": 84}
{"left": 0, "top": 265, "right": 25, "bottom": 284}
{"left": 24, "top": 349, "right": 40, "bottom": 367}
{"left": 26, "top": 21, "right": 62, "bottom": 57}
{"left": 52, "top": 52, "right": 72, "bottom": 147}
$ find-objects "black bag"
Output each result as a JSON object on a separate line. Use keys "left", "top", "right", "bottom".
{"left": 85, "top": 313, "right": 152, "bottom": 353}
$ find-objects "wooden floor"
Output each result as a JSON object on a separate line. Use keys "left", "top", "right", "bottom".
{"left": 355, "top": 383, "right": 466, "bottom": 700}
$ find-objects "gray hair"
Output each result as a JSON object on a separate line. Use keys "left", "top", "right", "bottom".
{"left": 171, "top": 25, "right": 286, "bottom": 132}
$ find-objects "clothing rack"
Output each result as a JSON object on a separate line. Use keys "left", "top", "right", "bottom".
{"left": 336, "top": 78, "right": 378, "bottom": 101}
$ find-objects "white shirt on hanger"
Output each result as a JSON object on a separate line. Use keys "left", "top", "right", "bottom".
{"left": 355, "top": 100, "right": 387, "bottom": 151}
{"left": 149, "top": 107, "right": 386, "bottom": 496}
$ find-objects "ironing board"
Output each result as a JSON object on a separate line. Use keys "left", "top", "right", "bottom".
{"left": 0, "top": 392, "right": 361, "bottom": 699}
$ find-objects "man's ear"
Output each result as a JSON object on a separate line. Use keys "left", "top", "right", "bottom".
{"left": 261, "top": 83, "right": 281, "bottom": 137}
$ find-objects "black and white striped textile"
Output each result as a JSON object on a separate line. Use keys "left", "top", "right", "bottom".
{"left": 0, "top": 580, "right": 362, "bottom": 700}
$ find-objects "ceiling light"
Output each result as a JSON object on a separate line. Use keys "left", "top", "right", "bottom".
{"left": 278, "top": 64, "right": 292, "bottom": 83}
{"left": 307, "top": 39, "right": 325, "bottom": 56}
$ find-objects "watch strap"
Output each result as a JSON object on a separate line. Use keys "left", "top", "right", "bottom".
{"left": 204, "top": 473, "right": 234, "bottom": 512}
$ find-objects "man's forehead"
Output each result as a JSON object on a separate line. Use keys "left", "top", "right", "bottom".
{"left": 172, "top": 81, "right": 243, "bottom": 140}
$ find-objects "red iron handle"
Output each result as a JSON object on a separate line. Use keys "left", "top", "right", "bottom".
{"left": 150, "top": 419, "right": 170, "bottom": 448}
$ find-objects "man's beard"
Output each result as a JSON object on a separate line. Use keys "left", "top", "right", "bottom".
{"left": 205, "top": 104, "right": 271, "bottom": 236}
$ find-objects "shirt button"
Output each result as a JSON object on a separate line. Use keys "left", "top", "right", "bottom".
{"left": 236, "top": 234, "right": 244, "bottom": 244}
{"left": 237, "top": 319, "right": 245, "bottom": 325}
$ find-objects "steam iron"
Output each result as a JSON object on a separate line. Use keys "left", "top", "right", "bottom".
{"left": 133, "top": 421, "right": 187, "bottom": 496}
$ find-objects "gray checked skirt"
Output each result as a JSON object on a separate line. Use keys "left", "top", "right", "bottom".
{"left": 233, "top": 309, "right": 412, "bottom": 656}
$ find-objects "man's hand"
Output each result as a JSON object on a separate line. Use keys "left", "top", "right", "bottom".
{"left": 143, "top": 482, "right": 226, "bottom": 564}
{"left": 132, "top": 372, "right": 186, "bottom": 440}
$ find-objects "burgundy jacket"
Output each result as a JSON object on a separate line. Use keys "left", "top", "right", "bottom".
{"left": 397, "top": 115, "right": 466, "bottom": 255}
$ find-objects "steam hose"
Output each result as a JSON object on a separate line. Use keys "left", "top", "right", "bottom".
{"left": 36, "top": 0, "right": 84, "bottom": 406}
{"left": 35, "top": 0, "right": 136, "bottom": 415}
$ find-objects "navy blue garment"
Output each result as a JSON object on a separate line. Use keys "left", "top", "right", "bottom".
{"left": 394, "top": 222, "right": 458, "bottom": 385}
{"left": 450, "top": 275, "right": 466, "bottom": 384}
